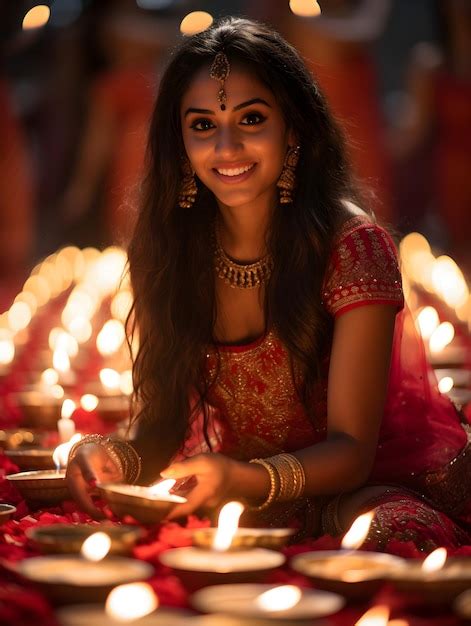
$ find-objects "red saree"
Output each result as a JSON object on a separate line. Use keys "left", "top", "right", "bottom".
{"left": 180, "top": 216, "right": 471, "bottom": 552}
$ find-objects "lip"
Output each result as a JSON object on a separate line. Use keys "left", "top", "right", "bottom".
{"left": 212, "top": 162, "right": 257, "bottom": 185}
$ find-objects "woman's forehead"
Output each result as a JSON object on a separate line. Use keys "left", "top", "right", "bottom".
{"left": 181, "top": 64, "right": 274, "bottom": 112}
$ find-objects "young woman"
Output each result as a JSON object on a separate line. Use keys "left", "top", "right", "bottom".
{"left": 67, "top": 17, "right": 471, "bottom": 552}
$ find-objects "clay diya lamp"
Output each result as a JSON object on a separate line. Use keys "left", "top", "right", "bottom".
{"left": 11, "top": 390, "right": 63, "bottom": 430}
{"left": 5, "top": 448, "right": 55, "bottom": 471}
{"left": 26, "top": 523, "right": 143, "bottom": 555}
{"left": 56, "top": 582, "right": 195, "bottom": 626}
{"left": 0, "top": 504, "right": 17, "bottom": 524}
{"left": 160, "top": 502, "right": 285, "bottom": 591}
{"left": 191, "top": 526, "right": 296, "bottom": 551}
{"left": 389, "top": 547, "right": 471, "bottom": 604}
{"left": 291, "top": 511, "right": 406, "bottom": 600}
{"left": 6, "top": 469, "right": 69, "bottom": 506}
{"left": 191, "top": 583, "right": 345, "bottom": 621}
{"left": 97, "top": 479, "right": 186, "bottom": 524}
{"left": 16, "top": 532, "right": 154, "bottom": 604}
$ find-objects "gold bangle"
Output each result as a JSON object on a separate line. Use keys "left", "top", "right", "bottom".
{"left": 68, "top": 435, "right": 141, "bottom": 483}
{"left": 248, "top": 458, "right": 280, "bottom": 511}
{"left": 267, "top": 453, "right": 306, "bottom": 501}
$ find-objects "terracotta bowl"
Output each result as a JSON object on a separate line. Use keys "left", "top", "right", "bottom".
{"left": 160, "top": 547, "right": 285, "bottom": 592}
{"left": 191, "top": 527, "right": 296, "bottom": 551}
{"left": 97, "top": 483, "right": 186, "bottom": 524}
{"left": 389, "top": 557, "right": 471, "bottom": 604}
{"left": 5, "top": 448, "right": 55, "bottom": 471}
{"left": 291, "top": 550, "right": 406, "bottom": 601}
{"left": 6, "top": 470, "right": 69, "bottom": 505}
{"left": 0, "top": 504, "right": 17, "bottom": 524}
{"left": 26, "top": 523, "right": 143, "bottom": 555}
{"left": 11, "top": 391, "right": 62, "bottom": 430}
{"left": 16, "top": 555, "right": 154, "bottom": 605}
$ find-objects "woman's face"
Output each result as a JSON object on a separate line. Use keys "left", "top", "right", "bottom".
{"left": 180, "top": 63, "right": 294, "bottom": 211}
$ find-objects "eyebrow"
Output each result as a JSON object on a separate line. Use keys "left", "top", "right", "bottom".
{"left": 184, "top": 98, "right": 272, "bottom": 117}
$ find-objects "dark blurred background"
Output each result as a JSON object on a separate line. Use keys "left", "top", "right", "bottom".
{"left": 1, "top": 0, "right": 470, "bottom": 290}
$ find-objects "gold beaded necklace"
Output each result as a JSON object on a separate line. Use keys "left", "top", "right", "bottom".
{"left": 213, "top": 226, "right": 273, "bottom": 289}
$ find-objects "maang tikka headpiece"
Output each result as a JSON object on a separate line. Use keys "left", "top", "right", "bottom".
{"left": 209, "top": 51, "right": 230, "bottom": 110}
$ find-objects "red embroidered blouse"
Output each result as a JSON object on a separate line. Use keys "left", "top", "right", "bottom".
{"left": 199, "top": 216, "right": 468, "bottom": 495}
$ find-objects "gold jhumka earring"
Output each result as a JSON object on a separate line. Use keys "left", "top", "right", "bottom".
{"left": 178, "top": 158, "right": 197, "bottom": 208}
{"left": 209, "top": 51, "right": 230, "bottom": 111}
{"left": 277, "top": 145, "right": 300, "bottom": 204}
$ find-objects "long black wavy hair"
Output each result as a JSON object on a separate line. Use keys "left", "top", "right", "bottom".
{"left": 127, "top": 17, "right": 364, "bottom": 482}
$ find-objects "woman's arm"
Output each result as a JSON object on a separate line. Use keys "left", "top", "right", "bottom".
{"left": 294, "top": 303, "right": 397, "bottom": 493}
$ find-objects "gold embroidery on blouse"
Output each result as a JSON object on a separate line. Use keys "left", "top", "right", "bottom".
{"left": 205, "top": 331, "right": 323, "bottom": 460}
{"left": 322, "top": 221, "right": 403, "bottom": 315}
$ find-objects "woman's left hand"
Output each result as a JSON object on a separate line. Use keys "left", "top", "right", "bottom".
{"left": 160, "top": 453, "right": 236, "bottom": 520}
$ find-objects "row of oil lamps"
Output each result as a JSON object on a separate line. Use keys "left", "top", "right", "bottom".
{"left": 0, "top": 235, "right": 470, "bottom": 624}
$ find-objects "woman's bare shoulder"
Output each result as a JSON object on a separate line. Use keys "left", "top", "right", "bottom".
{"left": 340, "top": 199, "right": 373, "bottom": 223}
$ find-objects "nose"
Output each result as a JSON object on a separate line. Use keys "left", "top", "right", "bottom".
{"left": 214, "top": 125, "right": 243, "bottom": 159}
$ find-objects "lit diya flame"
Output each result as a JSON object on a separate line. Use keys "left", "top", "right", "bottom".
{"left": 53, "top": 433, "right": 82, "bottom": 470}
{"left": 355, "top": 605, "right": 390, "bottom": 626}
{"left": 81, "top": 532, "right": 111, "bottom": 562}
{"left": 148, "top": 479, "right": 176, "bottom": 497}
{"left": 106, "top": 582, "right": 158, "bottom": 622}
{"left": 256, "top": 585, "right": 302, "bottom": 612}
{"left": 422, "top": 547, "right": 447, "bottom": 574}
{"left": 212, "top": 501, "right": 245, "bottom": 552}
{"left": 341, "top": 510, "right": 375, "bottom": 550}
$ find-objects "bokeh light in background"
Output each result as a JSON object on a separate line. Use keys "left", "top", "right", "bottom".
{"left": 180, "top": 11, "right": 214, "bottom": 36}
{"left": 22, "top": 5, "right": 50, "bottom": 30}
{"left": 289, "top": 0, "right": 322, "bottom": 18}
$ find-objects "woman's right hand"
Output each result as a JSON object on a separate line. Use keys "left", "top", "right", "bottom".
{"left": 66, "top": 443, "right": 124, "bottom": 519}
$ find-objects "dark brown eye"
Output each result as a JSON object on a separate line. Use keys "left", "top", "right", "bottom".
{"left": 190, "top": 118, "right": 214, "bottom": 131}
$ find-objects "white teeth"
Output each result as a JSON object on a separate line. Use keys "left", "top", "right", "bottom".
{"left": 216, "top": 163, "right": 255, "bottom": 177}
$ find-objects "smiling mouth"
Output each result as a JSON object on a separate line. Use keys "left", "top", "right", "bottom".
{"left": 214, "top": 163, "right": 255, "bottom": 176}
{"left": 212, "top": 162, "right": 257, "bottom": 183}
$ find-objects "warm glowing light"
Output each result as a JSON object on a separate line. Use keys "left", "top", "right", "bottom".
{"left": 66, "top": 316, "right": 92, "bottom": 344}
{"left": 41, "top": 368, "right": 59, "bottom": 386}
{"left": 111, "top": 290, "right": 133, "bottom": 323}
{"left": 148, "top": 479, "right": 176, "bottom": 497}
{"left": 106, "top": 583, "right": 158, "bottom": 622}
{"left": 422, "top": 547, "right": 447, "bottom": 573}
{"left": 99, "top": 368, "right": 121, "bottom": 390}
{"left": 256, "top": 585, "right": 302, "bottom": 612}
{"left": 180, "top": 11, "right": 213, "bottom": 35}
{"left": 7, "top": 301, "right": 32, "bottom": 331}
{"left": 87, "top": 247, "right": 127, "bottom": 295}
{"left": 81, "top": 532, "right": 112, "bottom": 562}
{"left": 23, "top": 275, "right": 51, "bottom": 306}
{"left": 53, "top": 349, "right": 70, "bottom": 372}
{"left": 119, "top": 370, "right": 133, "bottom": 395}
{"left": 456, "top": 295, "right": 471, "bottom": 323}
{"left": 341, "top": 511, "right": 375, "bottom": 550}
{"left": 14, "top": 291, "right": 38, "bottom": 316}
{"left": 212, "top": 501, "right": 245, "bottom": 552}
{"left": 80, "top": 394, "right": 99, "bottom": 412}
{"left": 431, "top": 256, "right": 468, "bottom": 308}
{"left": 50, "top": 384, "right": 64, "bottom": 399}
{"left": 355, "top": 605, "right": 390, "bottom": 626}
{"left": 415, "top": 306, "right": 439, "bottom": 340}
{"left": 289, "top": 0, "right": 322, "bottom": 17}
{"left": 438, "top": 376, "right": 454, "bottom": 393}
{"left": 61, "top": 399, "right": 76, "bottom": 419}
{"left": 63, "top": 289, "right": 97, "bottom": 321}
{"left": 0, "top": 333, "right": 15, "bottom": 365}
{"left": 429, "top": 322, "right": 455, "bottom": 353}
{"left": 52, "top": 433, "right": 82, "bottom": 469}
{"left": 23, "top": 5, "right": 50, "bottom": 29}
{"left": 49, "top": 328, "right": 78, "bottom": 357}
{"left": 96, "top": 319, "right": 125, "bottom": 356}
